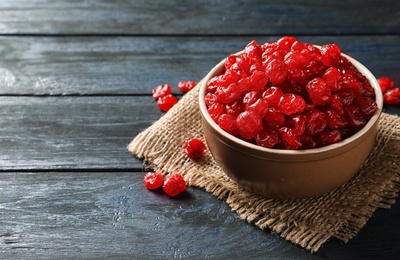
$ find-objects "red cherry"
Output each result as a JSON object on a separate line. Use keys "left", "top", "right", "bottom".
{"left": 163, "top": 174, "right": 186, "bottom": 197}
{"left": 377, "top": 77, "right": 394, "bottom": 94}
{"left": 152, "top": 84, "right": 172, "bottom": 99}
{"left": 383, "top": 88, "right": 400, "bottom": 105}
{"left": 143, "top": 172, "right": 164, "bottom": 190}
{"left": 157, "top": 94, "right": 178, "bottom": 112}
{"left": 184, "top": 138, "right": 206, "bottom": 160}
{"left": 178, "top": 80, "right": 197, "bottom": 93}
{"left": 278, "top": 94, "right": 306, "bottom": 115}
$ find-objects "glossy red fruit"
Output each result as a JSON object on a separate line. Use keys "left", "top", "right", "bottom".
{"left": 321, "top": 43, "right": 342, "bottom": 67}
{"left": 245, "top": 40, "right": 263, "bottom": 60}
{"left": 305, "top": 109, "right": 327, "bottom": 135}
{"left": 255, "top": 129, "right": 281, "bottom": 148}
{"left": 163, "top": 174, "right": 186, "bottom": 197}
{"left": 215, "top": 83, "right": 242, "bottom": 104}
{"left": 383, "top": 88, "right": 400, "bottom": 105}
{"left": 264, "top": 58, "right": 288, "bottom": 85}
{"left": 152, "top": 84, "right": 172, "bottom": 99}
{"left": 206, "top": 76, "right": 219, "bottom": 93}
{"left": 178, "top": 80, "right": 197, "bottom": 93}
{"left": 338, "top": 88, "right": 357, "bottom": 106}
{"left": 277, "top": 94, "right": 305, "bottom": 115}
{"left": 264, "top": 107, "right": 286, "bottom": 130}
{"left": 306, "top": 77, "right": 331, "bottom": 106}
{"left": 204, "top": 92, "right": 218, "bottom": 107}
{"left": 377, "top": 77, "right": 394, "bottom": 94}
{"left": 345, "top": 104, "right": 366, "bottom": 131}
{"left": 325, "top": 109, "right": 348, "bottom": 129}
{"left": 225, "top": 100, "right": 244, "bottom": 117}
{"left": 276, "top": 36, "right": 298, "bottom": 51}
{"left": 278, "top": 127, "right": 302, "bottom": 149}
{"left": 355, "top": 96, "right": 378, "bottom": 117}
{"left": 322, "top": 67, "right": 342, "bottom": 92}
{"left": 262, "top": 86, "right": 284, "bottom": 107}
{"left": 318, "top": 129, "right": 342, "bottom": 146}
{"left": 340, "top": 68, "right": 363, "bottom": 95}
{"left": 157, "top": 94, "right": 178, "bottom": 112}
{"left": 247, "top": 70, "right": 270, "bottom": 91}
{"left": 204, "top": 37, "right": 378, "bottom": 150}
{"left": 218, "top": 113, "right": 238, "bottom": 136}
{"left": 208, "top": 103, "right": 225, "bottom": 122}
{"left": 299, "top": 134, "right": 319, "bottom": 149}
{"left": 288, "top": 114, "right": 306, "bottom": 136}
{"left": 330, "top": 94, "right": 345, "bottom": 115}
{"left": 247, "top": 98, "right": 269, "bottom": 118}
{"left": 225, "top": 55, "right": 238, "bottom": 70}
{"left": 243, "top": 90, "right": 261, "bottom": 110}
{"left": 184, "top": 138, "right": 206, "bottom": 160}
{"left": 236, "top": 111, "right": 263, "bottom": 139}
{"left": 143, "top": 172, "right": 164, "bottom": 190}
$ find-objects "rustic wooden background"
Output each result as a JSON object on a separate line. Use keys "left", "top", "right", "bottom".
{"left": 0, "top": 1, "right": 399, "bottom": 259}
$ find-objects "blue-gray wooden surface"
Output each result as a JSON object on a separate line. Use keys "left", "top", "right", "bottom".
{"left": 0, "top": 1, "right": 399, "bottom": 259}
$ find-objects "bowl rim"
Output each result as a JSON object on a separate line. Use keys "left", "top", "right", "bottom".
{"left": 199, "top": 48, "right": 383, "bottom": 156}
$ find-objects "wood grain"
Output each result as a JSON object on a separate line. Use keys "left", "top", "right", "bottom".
{"left": 0, "top": 1, "right": 398, "bottom": 258}
{"left": 0, "top": 0, "right": 398, "bottom": 35}
{"left": 0, "top": 171, "right": 398, "bottom": 259}
{"left": 0, "top": 36, "right": 399, "bottom": 95}
{"left": 0, "top": 96, "right": 161, "bottom": 170}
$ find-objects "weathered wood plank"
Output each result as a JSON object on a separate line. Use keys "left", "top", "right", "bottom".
{"left": 0, "top": 35, "right": 399, "bottom": 95}
{"left": 0, "top": 95, "right": 397, "bottom": 171}
{"left": 0, "top": 96, "right": 162, "bottom": 170}
{"left": 0, "top": 0, "right": 398, "bottom": 35}
{"left": 0, "top": 171, "right": 398, "bottom": 259}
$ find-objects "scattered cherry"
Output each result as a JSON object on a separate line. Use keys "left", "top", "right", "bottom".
{"left": 184, "top": 138, "right": 206, "bottom": 160}
{"left": 157, "top": 94, "right": 178, "bottom": 112}
{"left": 143, "top": 172, "right": 164, "bottom": 190}
{"left": 163, "top": 173, "right": 187, "bottom": 197}
{"left": 152, "top": 80, "right": 197, "bottom": 112}
{"left": 178, "top": 80, "right": 197, "bottom": 93}
{"left": 383, "top": 88, "right": 400, "bottom": 105}
{"left": 377, "top": 77, "right": 394, "bottom": 94}
{"left": 152, "top": 84, "right": 172, "bottom": 99}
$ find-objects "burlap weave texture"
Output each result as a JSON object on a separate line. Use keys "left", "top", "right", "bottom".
{"left": 128, "top": 82, "right": 400, "bottom": 252}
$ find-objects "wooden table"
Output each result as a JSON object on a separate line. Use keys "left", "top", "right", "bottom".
{"left": 0, "top": 1, "right": 399, "bottom": 259}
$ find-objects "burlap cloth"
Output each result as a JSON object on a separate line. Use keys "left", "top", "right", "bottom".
{"left": 128, "top": 81, "right": 400, "bottom": 253}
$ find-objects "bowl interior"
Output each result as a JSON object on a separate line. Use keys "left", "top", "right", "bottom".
{"left": 198, "top": 47, "right": 383, "bottom": 199}
{"left": 199, "top": 50, "right": 383, "bottom": 157}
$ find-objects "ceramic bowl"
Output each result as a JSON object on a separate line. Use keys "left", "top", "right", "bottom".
{"left": 199, "top": 50, "right": 383, "bottom": 200}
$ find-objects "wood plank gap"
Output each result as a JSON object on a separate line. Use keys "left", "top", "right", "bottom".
{"left": 0, "top": 167, "right": 147, "bottom": 173}
{"left": 0, "top": 32, "right": 398, "bottom": 38}
{"left": 0, "top": 93, "right": 160, "bottom": 97}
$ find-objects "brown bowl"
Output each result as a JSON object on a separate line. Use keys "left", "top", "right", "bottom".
{"left": 199, "top": 50, "right": 383, "bottom": 200}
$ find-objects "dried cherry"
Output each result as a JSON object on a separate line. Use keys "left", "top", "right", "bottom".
{"left": 178, "top": 80, "right": 197, "bottom": 93}
{"left": 205, "top": 37, "right": 378, "bottom": 149}
{"left": 163, "top": 174, "right": 186, "bottom": 197}
{"left": 184, "top": 138, "right": 206, "bottom": 160}
{"left": 377, "top": 77, "right": 394, "bottom": 94}
{"left": 152, "top": 84, "right": 172, "bottom": 99}
{"left": 157, "top": 94, "right": 178, "bottom": 112}
{"left": 383, "top": 88, "right": 400, "bottom": 105}
{"left": 144, "top": 172, "right": 164, "bottom": 190}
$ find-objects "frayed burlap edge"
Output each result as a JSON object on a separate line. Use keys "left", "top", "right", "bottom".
{"left": 128, "top": 82, "right": 400, "bottom": 253}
